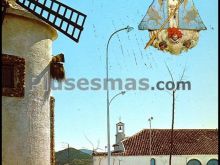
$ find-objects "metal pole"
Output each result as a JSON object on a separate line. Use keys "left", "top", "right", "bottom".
{"left": 106, "top": 26, "right": 133, "bottom": 165}
{"left": 68, "top": 144, "right": 70, "bottom": 164}
{"left": 149, "top": 120, "right": 152, "bottom": 159}
{"left": 169, "top": 91, "right": 175, "bottom": 165}
{"left": 107, "top": 91, "right": 125, "bottom": 165}
{"left": 148, "top": 117, "right": 153, "bottom": 165}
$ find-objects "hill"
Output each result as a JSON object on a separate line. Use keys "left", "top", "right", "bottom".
{"left": 79, "top": 149, "right": 93, "bottom": 155}
{"left": 55, "top": 148, "right": 93, "bottom": 165}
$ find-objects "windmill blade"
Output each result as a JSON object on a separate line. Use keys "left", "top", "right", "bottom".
{"left": 96, "top": 139, "right": 100, "bottom": 150}
{"left": 84, "top": 134, "right": 95, "bottom": 150}
{"left": 16, "top": 0, "right": 87, "bottom": 43}
{"left": 96, "top": 148, "right": 104, "bottom": 151}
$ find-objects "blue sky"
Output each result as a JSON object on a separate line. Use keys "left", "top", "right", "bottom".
{"left": 52, "top": 0, "right": 218, "bottom": 151}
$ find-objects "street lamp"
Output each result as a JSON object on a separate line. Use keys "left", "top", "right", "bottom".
{"left": 109, "top": 91, "right": 126, "bottom": 106}
{"left": 106, "top": 25, "right": 133, "bottom": 165}
{"left": 148, "top": 116, "right": 153, "bottom": 163}
{"left": 107, "top": 91, "right": 126, "bottom": 165}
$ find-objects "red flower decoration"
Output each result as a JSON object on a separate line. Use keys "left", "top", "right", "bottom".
{"left": 167, "top": 27, "right": 183, "bottom": 39}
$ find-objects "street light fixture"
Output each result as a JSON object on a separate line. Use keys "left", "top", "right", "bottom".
{"left": 106, "top": 25, "right": 133, "bottom": 165}
{"left": 109, "top": 91, "right": 126, "bottom": 106}
{"left": 148, "top": 116, "right": 153, "bottom": 164}
{"left": 126, "top": 26, "right": 134, "bottom": 32}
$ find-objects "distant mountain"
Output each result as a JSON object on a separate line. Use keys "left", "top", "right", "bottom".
{"left": 55, "top": 148, "right": 92, "bottom": 165}
{"left": 79, "top": 149, "right": 93, "bottom": 155}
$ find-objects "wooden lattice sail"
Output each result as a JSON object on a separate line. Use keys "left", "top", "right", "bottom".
{"left": 16, "top": 0, "right": 87, "bottom": 43}
{"left": 138, "top": 0, "right": 206, "bottom": 55}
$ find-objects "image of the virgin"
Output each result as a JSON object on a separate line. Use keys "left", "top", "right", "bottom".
{"left": 138, "top": 0, "right": 206, "bottom": 31}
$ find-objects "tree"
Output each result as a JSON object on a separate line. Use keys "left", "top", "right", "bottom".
{"left": 165, "top": 63, "right": 186, "bottom": 165}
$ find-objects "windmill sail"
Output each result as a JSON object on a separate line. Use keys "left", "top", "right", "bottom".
{"left": 16, "top": 0, "right": 87, "bottom": 43}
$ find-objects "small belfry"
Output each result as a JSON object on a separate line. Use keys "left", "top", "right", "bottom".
{"left": 138, "top": 0, "right": 206, "bottom": 55}
{"left": 113, "top": 121, "right": 126, "bottom": 152}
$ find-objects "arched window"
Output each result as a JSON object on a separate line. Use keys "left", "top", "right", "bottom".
{"left": 207, "top": 159, "right": 218, "bottom": 165}
{"left": 150, "top": 158, "right": 156, "bottom": 165}
{"left": 187, "top": 159, "right": 201, "bottom": 165}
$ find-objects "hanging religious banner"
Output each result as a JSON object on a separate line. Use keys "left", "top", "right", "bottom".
{"left": 138, "top": 0, "right": 206, "bottom": 55}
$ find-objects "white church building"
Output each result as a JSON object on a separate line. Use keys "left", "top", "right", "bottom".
{"left": 93, "top": 122, "right": 218, "bottom": 165}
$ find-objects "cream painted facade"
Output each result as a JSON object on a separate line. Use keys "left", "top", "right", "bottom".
{"left": 2, "top": 3, "right": 57, "bottom": 165}
{"left": 93, "top": 155, "right": 218, "bottom": 165}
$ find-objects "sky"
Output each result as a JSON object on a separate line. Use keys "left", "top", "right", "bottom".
{"left": 52, "top": 0, "right": 218, "bottom": 152}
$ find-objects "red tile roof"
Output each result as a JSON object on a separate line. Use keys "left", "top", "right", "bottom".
{"left": 93, "top": 129, "right": 218, "bottom": 156}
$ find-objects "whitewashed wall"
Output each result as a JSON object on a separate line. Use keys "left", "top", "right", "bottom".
{"left": 93, "top": 155, "right": 218, "bottom": 165}
{"left": 2, "top": 7, "right": 57, "bottom": 165}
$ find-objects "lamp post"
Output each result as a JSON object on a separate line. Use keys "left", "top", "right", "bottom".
{"left": 148, "top": 116, "right": 153, "bottom": 163}
{"left": 106, "top": 26, "right": 133, "bottom": 165}
{"left": 107, "top": 91, "right": 126, "bottom": 165}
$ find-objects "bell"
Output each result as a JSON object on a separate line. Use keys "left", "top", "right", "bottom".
{"left": 119, "top": 126, "right": 122, "bottom": 131}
